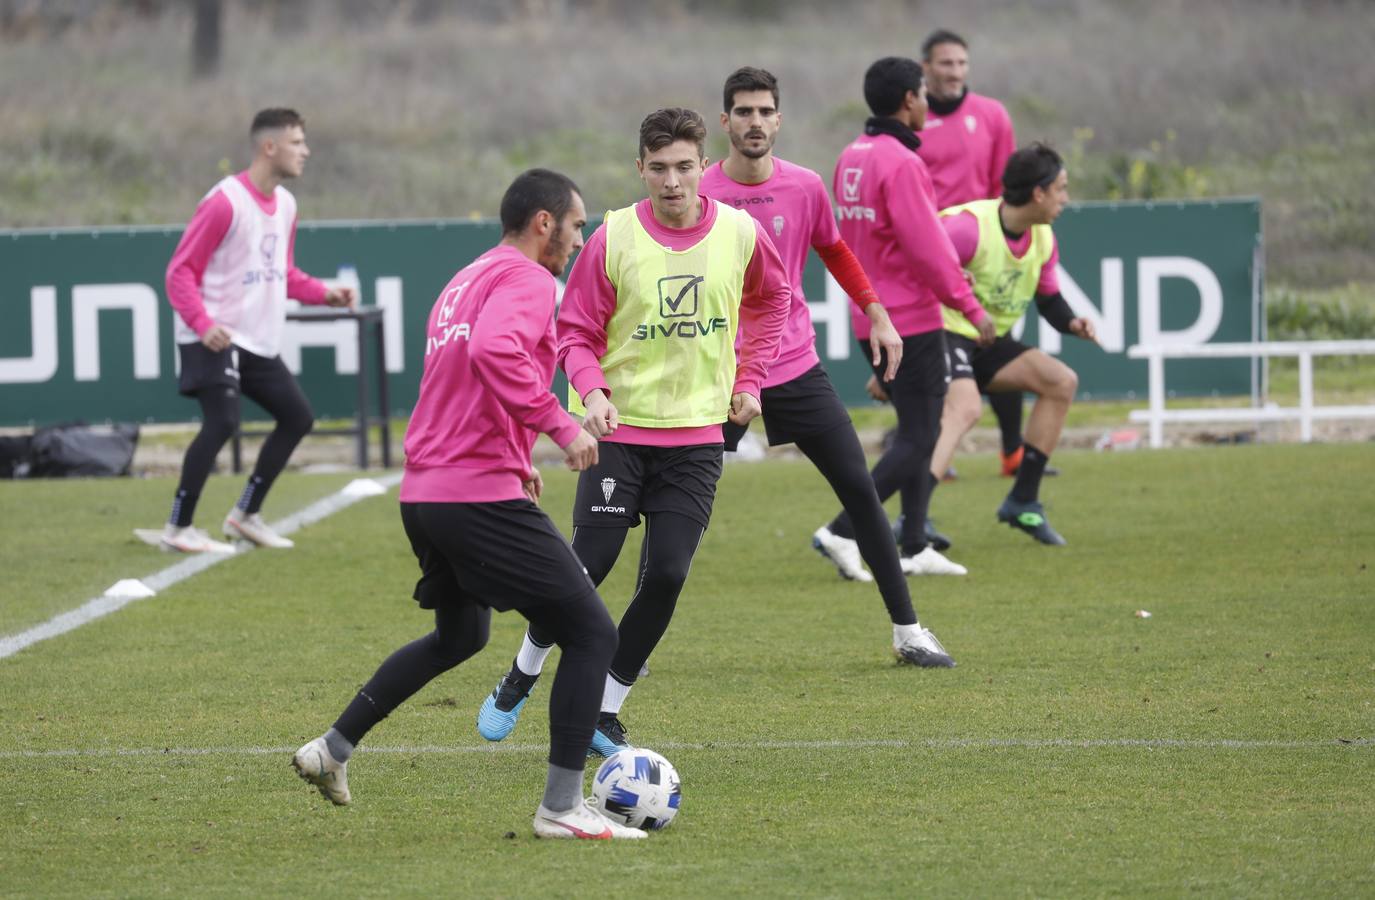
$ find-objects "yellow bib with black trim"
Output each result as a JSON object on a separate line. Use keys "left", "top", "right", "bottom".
{"left": 570, "top": 200, "right": 757, "bottom": 428}
{"left": 940, "top": 199, "right": 1054, "bottom": 339}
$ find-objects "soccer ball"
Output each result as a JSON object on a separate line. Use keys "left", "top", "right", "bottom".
{"left": 591, "top": 748, "right": 681, "bottom": 830}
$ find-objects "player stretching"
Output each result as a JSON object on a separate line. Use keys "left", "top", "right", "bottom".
{"left": 292, "top": 170, "right": 645, "bottom": 840}
{"left": 476, "top": 108, "right": 790, "bottom": 755}
{"left": 701, "top": 67, "right": 954, "bottom": 665}
{"left": 927, "top": 143, "right": 1097, "bottom": 545}
{"left": 143, "top": 108, "right": 355, "bottom": 554}
{"left": 818, "top": 57, "right": 995, "bottom": 576}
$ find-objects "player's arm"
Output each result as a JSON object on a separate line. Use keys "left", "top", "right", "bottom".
{"left": 888, "top": 165, "right": 994, "bottom": 345}
{"left": 285, "top": 218, "right": 354, "bottom": 308}
{"left": 166, "top": 191, "right": 235, "bottom": 351}
{"left": 1032, "top": 238, "right": 1097, "bottom": 344}
{"left": 732, "top": 219, "right": 792, "bottom": 423}
{"left": 556, "top": 226, "right": 620, "bottom": 437}
{"left": 815, "top": 239, "right": 901, "bottom": 381}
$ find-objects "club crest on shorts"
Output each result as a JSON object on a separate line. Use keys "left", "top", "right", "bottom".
{"left": 601, "top": 477, "right": 616, "bottom": 503}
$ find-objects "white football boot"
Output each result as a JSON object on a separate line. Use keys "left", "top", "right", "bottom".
{"left": 291, "top": 736, "right": 351, "bottom": 805}
{"left": 157, "top": 524, "right": 236, "bottom": 554}
{"left": 899, "top": 546, "right": 967, "bottom": 576}
{"left": 224, "top": 508, "right": 295, "bottom": 548}
{"left": 893, "top": 623, "right": 957, "bottom": 668}
{"left": 534, "top": 797, "right": 647, "bottom": 840}
{"left": 811, "top": 526, "right": 874, "bottom": 582}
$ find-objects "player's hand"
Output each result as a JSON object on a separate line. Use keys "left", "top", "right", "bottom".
{"left": 581, "top": 389, "right": 619, "bottom": 437}
{"left": 1070, "top": 317, "right": 1100, "bottom": 346}
{"left": 728, "top": 391, "right": 762, "bottom": 426}
{"left": 865, "top": 305, "right": 903, "bottom": 382}
{"left": 865, "top": 374, "right": 890, "bottom": 403}
{"left": 561, "top": 429, "right": 599, "bottom": 472}
{"left": 325, "top": 286, "right": 357, "bottom": 308}
{"left": 975, "top": 316, "right": 997, "bottom": 348}
{"left": 522, "top": 468, "right": 544, "bottom": 504}
{"left": 961, "top": 268, "right": 976, "bottom": 287}
{"left": 201, "top": 324, "right": 233, "bottom": 352}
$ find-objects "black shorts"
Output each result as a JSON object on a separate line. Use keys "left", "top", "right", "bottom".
{"left": 861, "top": 330, "right": 950, "bottom": 400}
{"left": 177, "top": 342, "right": 296, "bottom": 399}
{"left": 723, "top": 364, "right": 852, "bottom": 451}
{"left": 572, "top": 441, "right": 723, "bottom": 529}
{"left": 400, "top": 500, "right": 595, "bottom": 612}
{"left": 945, "top": 333, "right": 1032, "bottom": 393}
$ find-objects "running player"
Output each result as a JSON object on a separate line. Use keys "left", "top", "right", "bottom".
{"left": 927, "top": 143, "right": 1097, "bottom": 544}
{"left": 291, "top": 169, "right": 645, "bottom": 840}
{"left": 144, "top": 108, "right": 356, "bottom": 554}
{"left": 475, "top": 108, "right": 790, "bottom": 756}
{"left": 821, "top": 56, "right": 995, "bottom": 577}
{"left": 701, "top": 66, "right": 954, "bottom": 665}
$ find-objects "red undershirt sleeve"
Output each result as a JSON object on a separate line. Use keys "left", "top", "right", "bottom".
{"left": 814, "top": 239, "right": 878, "bottom": 310}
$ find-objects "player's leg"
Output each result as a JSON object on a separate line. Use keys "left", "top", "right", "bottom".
{"left": 990, "top": 389, "right": 1026, "bottom": 475}
{"left": 224, "top": 351, "right": 314, "bottom": 547}
{"left": 988, "top": 347, "right": 1078, "bottom": 544}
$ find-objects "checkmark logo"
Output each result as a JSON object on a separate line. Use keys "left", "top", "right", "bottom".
{"left": 657, "top": 274, "right": 703, "bottom": 318}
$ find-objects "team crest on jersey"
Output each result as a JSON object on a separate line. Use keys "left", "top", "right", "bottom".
{"left": 965, "top": 115, "right": 978, "bottom": 134}
{"left": 841, "top": 168, "right": 863, "bottom": 202}
{"left": 772, "top": 215, "right": 785, "bottom": 237}
{"left": 260, "top": 234, "right": 278, "bottom": 267}
{"left": 657, "top": 274, "right": 702, "bottom": 319}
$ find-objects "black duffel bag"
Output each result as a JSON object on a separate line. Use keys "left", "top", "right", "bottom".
{"left": 29, "top": 423, "right": 140, "bottom": 478}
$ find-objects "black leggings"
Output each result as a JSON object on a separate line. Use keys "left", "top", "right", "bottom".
{"left": 171, "top": 356, "right": 314, "bottom": 525}
{"left": 333, "top": 589, "right": 617, "bottom": 770}
{"left": 796, "top": 425, "right": 916, "bottom": 625}
{"left": 529, "top": 512, "right": 705, "bottom": 689}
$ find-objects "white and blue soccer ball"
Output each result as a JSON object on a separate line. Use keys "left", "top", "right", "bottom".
{"left": 591, "top": 748, "right": 681, "bottom": 830}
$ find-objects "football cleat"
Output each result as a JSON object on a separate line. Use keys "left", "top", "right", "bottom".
{"left": 291, "top": 736, "right": 351, "bottom": 805}
{"left": 811, "top": 525, "right": 874, "bottom": 582}
{"left": 997, "top": 497, "right": 1067, "bottom": 545}
{"left": 893, "top": 625, "right": 957, "bottom": 668}
{"left": 223, "top": 509, "right": 294, "bottom": 548}
{"left": 889, "top": 515, "right": 952, "bottom": 553}
{"left": 588, "top": 712, "right": 632, "bottom": 759}
{"left": 476, "top": 668, "right": 540, "bottom": 741}
{"left": 900, "top": 547, "right": 968, "bottom": 576}
{"left": 153, "top": 524, "right": 236, "bottom": 554}
{"left": 1000, "top": 446, "right": 1025, "bottom": 477}
{"left": 533, "top": 797, "right": 647, "bottom": 840}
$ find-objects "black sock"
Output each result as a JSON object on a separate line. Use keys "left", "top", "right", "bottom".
{"left": 237, "top": 474, "right": 267, "bottom": 515}
{"left": 1011, "top": 443, "right": 1049, "bottom": 503}
{"left": 169, "top": 488, "right": 198, "bottom": 527}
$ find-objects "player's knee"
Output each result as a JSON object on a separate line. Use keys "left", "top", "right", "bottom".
{"left": 1049, "top": 366, "right": 1078, "bottom": 403}
{"left": 951, "top": 396, "right": 982, "bottom": 431}
{"left": 642, "top": 556, "right": 693, "bottom": 597}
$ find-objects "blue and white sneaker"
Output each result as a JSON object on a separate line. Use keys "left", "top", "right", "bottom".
{"left": 588, "top": 713, "right": 632, "bottom": 758}
{"left": 476, "top": 668, "right": 539, "bottom": 741}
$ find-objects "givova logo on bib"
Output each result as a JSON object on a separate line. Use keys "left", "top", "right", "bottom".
{"left": 632, "top": 273, "right": 727, "bottom": 341}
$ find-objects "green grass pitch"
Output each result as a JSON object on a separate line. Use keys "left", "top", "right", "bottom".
{"left": 1, "top": 443, "right": 1372, "bottom": 896}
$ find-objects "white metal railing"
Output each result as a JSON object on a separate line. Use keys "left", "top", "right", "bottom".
{"left": 1127, "top": 341, "right": 1375, "bottom": 448}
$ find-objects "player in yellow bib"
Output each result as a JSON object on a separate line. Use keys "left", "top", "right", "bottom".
{"left": 927, "top": 143, "right": 1099, "bottom": 545}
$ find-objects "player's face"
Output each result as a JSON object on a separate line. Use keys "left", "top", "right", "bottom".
{"left": 267, "top": 125, "right": 310, "bottom": 179}
{"left": 910, "top": 82, "right": 929, "bottom": 131}
{"left": 923, "top": 42, "right": 969, "bottom": 102}
{"left": 636, "top": 140, "right": 706, "bottom": 225}
{"left": 722, "top": 89, "right": 781, "bottom": 161}
{"left": 539, "top": 192, "right": 588, "bottom": 277}
{"left": 1035, "top": 169, "right": 1070, "bottom": 223}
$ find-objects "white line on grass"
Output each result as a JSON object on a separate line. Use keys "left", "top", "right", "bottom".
{"left": 0, "top": 737, "right": 1367, "bottom": 759}
{"left": 0, "top": 473, "right": 403, "bottom": 661}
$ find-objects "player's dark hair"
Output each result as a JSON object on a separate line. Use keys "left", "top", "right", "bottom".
{"left": 1002, "top": 142, "right": 1064, "bottom": 206}
{"left": 921, "top": 29, "right": 968, "bottom": 60}
{"left": 863, "top": 57, "right": 924, "bottom": 117}
{"left": 639, "top": 107, "right": 707, "bottom": 159}
{"left": 723, "top": 66, "right": 780, "bottom": 112}
{"left": 500, "top": 168, "right": 582, "bottom": 237}
{"left": 250, "top": 108, "right": 305, "bottom": 139}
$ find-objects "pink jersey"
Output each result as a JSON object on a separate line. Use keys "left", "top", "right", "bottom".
{"left": 942, "top": 209, "right": 1060, "bottom": 295}
{"left": 916, "top": 91, "right": 1017, "bottom": 208}
{"left": 700, "top": 158, "right": 841, "bottom": 388}
{"left": 558, "top": 197, "right": 791, "bottom": 447}
{"left": 832, "top": 131, "right": 986, "bottom": 340}
{"left": 165, "top": 171, "right": 328, "bottom": 358}
{"left": 400, "top": 245, "right": 581, "bottom": 504}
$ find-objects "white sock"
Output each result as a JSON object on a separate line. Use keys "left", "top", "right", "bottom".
{"left": 515, "top": 631, "right": 555, "bottom": 677}
{"left": 893, "top": 622, "right": 923, "bottom": 645}
{"left": 600, "top": 674, "right": 634, "bottom": 714}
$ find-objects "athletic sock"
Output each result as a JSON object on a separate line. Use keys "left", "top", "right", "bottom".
{"left": 237, "top": 474, "right": 267, "bottom": 515}
{"left": 893, "top": 622, "right": 924, "bottom": 645}
{"left": 323, "top": 726, "right": 354, "bottom": 763}
{"left": 1011, "top": 443, "right": 1049, "bottom": 503}
{"left": 169, "top": 489, "right": 198, "bottom": 528}
{"left": 600, "top": 673, "right": 634, "bottom": 715}
{"left": 515, "top": 632, "right": 555, "bottom": 678}
{"left": 541, "top": 763, "right": 585, "bottom": 813}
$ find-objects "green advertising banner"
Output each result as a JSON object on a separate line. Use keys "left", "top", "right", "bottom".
{"left": 0, "top": 199, "right": 1260, "bottom": 427}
